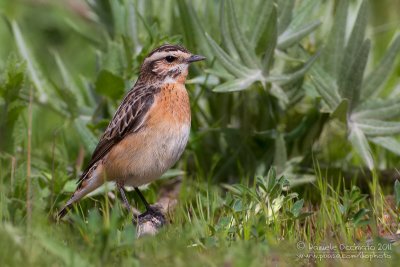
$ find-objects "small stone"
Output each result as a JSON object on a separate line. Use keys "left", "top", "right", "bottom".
{"left": 136, "top": 205, "right": 166, "bottom": 237}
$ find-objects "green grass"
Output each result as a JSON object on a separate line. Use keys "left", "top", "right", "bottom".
{"left": 1, "top": 0, "right": 400, "bottom": 266}
{"left": 1, "top": 167, "right": 399, "bottom": 266}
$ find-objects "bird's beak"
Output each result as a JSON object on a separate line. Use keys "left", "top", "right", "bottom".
{"left": 187, "top": 54, "right": 206, "bottom": 63}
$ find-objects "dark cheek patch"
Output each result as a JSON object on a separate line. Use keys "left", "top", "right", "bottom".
{"left": 147, "top": 59, "right": 183, "bottom": 79}
{"left": 152, "top": 61, "right": 162, "bottom": 72}
{"left": 168, "top": 69, "right": 181, "bottom": 79}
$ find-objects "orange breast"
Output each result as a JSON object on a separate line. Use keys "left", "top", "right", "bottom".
{"left": 103, "top": 83, "right": 191, "bottom": 186}
{"left": 147, "top": 83, "right": 191, "bottom": 126}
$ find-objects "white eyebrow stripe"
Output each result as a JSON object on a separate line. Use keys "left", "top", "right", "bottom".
{"left": 144, "top": 50, "right": 190, "bottom": 64}
{"left": 145, "top": 51, "right": 171, "bottom": 63}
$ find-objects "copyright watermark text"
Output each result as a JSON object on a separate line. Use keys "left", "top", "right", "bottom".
{"left": 295, "top": 241, "right": 393, "bottom": 261}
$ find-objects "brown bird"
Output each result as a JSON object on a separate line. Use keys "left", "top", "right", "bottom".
{"left": 58, "top": 44, "right": 205, "bottom": 219}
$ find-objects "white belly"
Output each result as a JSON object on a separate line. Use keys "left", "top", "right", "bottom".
{"left": 119, "top": 122, "right": 190, "bottom": 187}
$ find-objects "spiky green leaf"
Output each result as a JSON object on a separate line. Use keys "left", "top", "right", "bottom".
{"left": 95, "top": 70, "right": 125, "bottom": 100}
{"left": 220, "top": 0, "right": 240, "bottom": 60}
{"left": 361, "top": 34, "right": 400, "bottom": 99}
{"left": 212, "top": 76, "right": 260, "bottom": 92}
{"left": 331, "top": 99, "right": 349, "bottom": 123}
{"left": 250, "top": 0, "right": 274, "bottom": 46}
{"left": 267, "top": 52, "right": 319, "bottom": 86}
{"left": 278, "top": 20, "right": 321, "bottom": 50}
{"left": 277, "top": 0, "right": 295, "bottom": 34}
{"left": 261, "top": 6, "right": 278, "bottom": 75}
{"left": 273, "top": 131, "right": 287, "bottom": 174}
{"left": 288, "top": 0, "right": 317, "bottom": 30}
{"left": 74, "top": 118, "right": 97, "bottom": 152}
{"left": 309, "top": 63, "right": 341, "bottom": 110}
{"left": 291, "top": 199, "right": 304, "bottom": 217}
{"left": 339, "top": 39, "right": 370, "bottom": 109}
{"left": 205, "top": 33, "right": 254, "bottom": 77}
{"left": 11, "top": 21, "right": 47, "bottom": 100}
{"left": 270, "top": 84, "right": 289, "bottom": 104}
{"left": 354, "top": 119, "right": 400, "bottom": 136}
{"left": 322, "top": 0, "right": 348, "bottom": 77}
{"left": 348, "top": 124, "right": 374, "bottom": 170}
{"left": 53, "top": 52, "right": 87, "bottom": 107}
{"left": 225, "top": 0, "right": 259, "bottom": 68}
{"left": 176, "top": 0, "right": 212, "bottom": 57}
{"left": 370, "top": 137, "right": 400, "bottom": 156}
{"left": 353, "top": 97, "right": 400, "bottom": 120}
{"left": 338, "top": 0, "right": 368, "bottom": 89}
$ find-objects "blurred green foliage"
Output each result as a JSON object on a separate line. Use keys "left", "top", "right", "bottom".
{"left": 0, "top": 0, "right": 399, "bottom": 183}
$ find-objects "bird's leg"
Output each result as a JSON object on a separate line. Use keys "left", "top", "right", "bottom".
{"left": 134, "top": 187, "right": 151, "bottom": 211}
{"left": 117, "top": 182, "right": 136, "bottom": 225}
{"left": 134, "top": 187, "right": 166, "bottom": 237}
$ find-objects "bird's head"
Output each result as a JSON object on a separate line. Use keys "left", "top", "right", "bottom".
{"left": 140, "top": 44, "right": 205, "bottom": 84}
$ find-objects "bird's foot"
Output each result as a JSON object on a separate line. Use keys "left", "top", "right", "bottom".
{"left": 136, "top": 205, "right": 166, "bottom": 237}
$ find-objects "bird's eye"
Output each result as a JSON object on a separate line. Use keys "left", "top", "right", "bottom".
{"left": 165, "top": 56, "right": 176, "bottom": 63}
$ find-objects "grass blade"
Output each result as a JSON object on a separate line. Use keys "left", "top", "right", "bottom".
{"left": 274, "top": 131, "right": 287, "bottom": 174}
{"left": 32, "top": 228, "right": 91, "bottom": 267}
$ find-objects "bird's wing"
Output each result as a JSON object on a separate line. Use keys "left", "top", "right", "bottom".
{"left": 77, "top": 82, "right": 160, "bottom": 186}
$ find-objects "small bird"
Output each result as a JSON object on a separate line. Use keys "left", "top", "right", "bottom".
{"left": 58, "top": 44, "right": 205, "bottom": 219}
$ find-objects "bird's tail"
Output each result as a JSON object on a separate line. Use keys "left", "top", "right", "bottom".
{"left": 57, "top": 164, "right": 105, "bottom": 220}
{"left": 57, "top": 203, "right": 72, "bottom": 219}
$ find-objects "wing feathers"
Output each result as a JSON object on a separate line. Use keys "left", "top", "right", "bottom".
{"left": 77, "top": 82, "right": 160, "bottom": 186}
